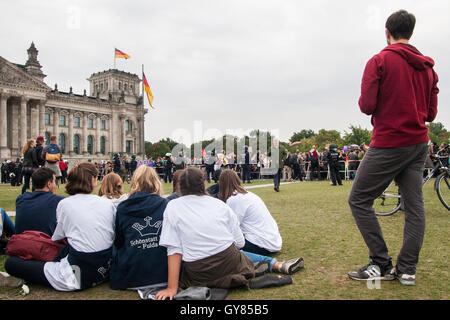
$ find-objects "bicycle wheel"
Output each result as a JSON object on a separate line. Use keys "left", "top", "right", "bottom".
{"left": 374, "top": 181, "right": 401, "bottom": 216}
{"left": 435, "top": 171, "right": 450, "bottom": 211}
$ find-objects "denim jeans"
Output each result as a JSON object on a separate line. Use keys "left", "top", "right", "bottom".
{"left": 1, "top": 208, "right": 15, "bottom": 237}
{"left": 241, "top": 250, "right": 277, "bottom": 272}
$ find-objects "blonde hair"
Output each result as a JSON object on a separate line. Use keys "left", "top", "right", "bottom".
{"left": 98, "top": 173, "right": 123, "bottom": 199}
{"left": 128, "top": 165, "right": 163, "bottom": 197}
{"left": 22, "top": 139, "right": 35, "bottom": 155}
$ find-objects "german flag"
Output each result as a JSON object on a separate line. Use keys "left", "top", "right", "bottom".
{"left": 115, "top": 48, "right": 130, "bottom": 59}
{"left": 142, "top": 72, "right": 154, "bottom": 109}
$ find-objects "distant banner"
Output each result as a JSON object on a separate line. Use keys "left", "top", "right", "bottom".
{"left": 137, "top": 159, "right": 153, "bottom": 168}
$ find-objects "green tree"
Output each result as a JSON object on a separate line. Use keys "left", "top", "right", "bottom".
{"left": 343, "top": 125, "right": 372, "bottom": 146}
{"left": 289, "top": 129, "right": 315, "bottom": 143}
{"left": 149, "top": 141, "right": 171, "bottom": 159}
{"left": 312, "top": 129, "right": 343, "bottom": 151}
{"left": 427, "top": 122, "right": 446, "bottom": 136}
{"left": 144, "top": 141, "right": 153, "bottom": 158}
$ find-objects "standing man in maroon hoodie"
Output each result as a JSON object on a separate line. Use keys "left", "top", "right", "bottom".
{"left": 348, "top": 10, "right": 439, "bottom": 286}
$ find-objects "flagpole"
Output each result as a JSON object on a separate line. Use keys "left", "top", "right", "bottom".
{"left": 114, "top": 47, "right": 116, "bottom": 69}
{"left": 142, "top": 64, "right": 145, "bottom": 108}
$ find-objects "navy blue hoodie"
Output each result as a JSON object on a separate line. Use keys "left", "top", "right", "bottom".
{"left": 110, "top": 191, "right": 169, "bottom": 290}
{"left": 15, "top": 191, "right": 65, "bottom": 236}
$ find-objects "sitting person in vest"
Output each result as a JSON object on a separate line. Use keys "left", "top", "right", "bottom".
{"left": 155, "top": 167, "right": 255, "bottom": 300}
{"left": 4, "top": 162, "right": 116, "bottom": 291}
{"left": 15, "top": 167, "right": 65, "bottom": 236}
{"left": 41, "top": 135, "right": 62, "bottom": 186}
{"left": 218, "top": 169, "right": 283, "bottom": 256}
{"left": 110, "top": 165, "right": 168, "bottom": 290}
{"left": 98, "top": 172, "right": 128, "bottom": 209}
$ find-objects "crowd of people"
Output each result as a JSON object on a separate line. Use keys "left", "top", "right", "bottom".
{"left": 0, "top": 163, "right": 304, "bottom": 298}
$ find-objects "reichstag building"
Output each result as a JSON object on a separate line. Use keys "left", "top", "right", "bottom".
{"left": 0, "top": 42, "right": 147, "bottom": 162}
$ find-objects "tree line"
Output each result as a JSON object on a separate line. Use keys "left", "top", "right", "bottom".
{"left": 144, "top": 123, "right": 449, "bottom": 159}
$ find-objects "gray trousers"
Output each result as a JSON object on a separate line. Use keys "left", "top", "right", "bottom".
{"left": 348, "top": 142, "right": 428, "bottom": 275}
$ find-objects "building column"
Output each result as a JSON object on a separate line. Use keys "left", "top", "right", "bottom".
{"left": 0, "top": 94, "right": 9, "bottom": 157}
{"left": 109, "top": 116, "right": 113, "bottom": 157}
{"left": 122, "top": 117, "right": 127, "bottom": 154}
{"left": 39, "top": 100, "right": 46, "bottom": 136}
{"left": 53, "top": 107, "right": 60, "bottom": 140}
{"left": 20, "top": 96, "right": 29, "bottom": 149}
{"left": 96, "top": 114, "right": 101, "bottom": 155}
{"left": 82, "top": 112, "right": 88, "bottom": 155}
{"left": 140, "top": 115, "right": 145, "bottom": 156}
{"left": 68, "top": 110, "right": 74, "bottom": 156}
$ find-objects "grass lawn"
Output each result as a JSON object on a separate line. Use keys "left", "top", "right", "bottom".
{"left": 0, "top": 179, "right": 448, "bottom": 300}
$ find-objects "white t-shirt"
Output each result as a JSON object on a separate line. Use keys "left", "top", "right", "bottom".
{"left": 44, "top": 194, "right": 116, "bottom": 291}
{"left": 159, "top": 195, "right": 245, "bottom": 262}
{"left": 102, "top": 193, "right": 128, "bottom": 209}
{"left": 226, "top": 191, "right": 282, "bottom": 252}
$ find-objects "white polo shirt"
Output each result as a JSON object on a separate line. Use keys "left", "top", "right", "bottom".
{"left": 226, "top": 191, "right": 282, "bottom": 252}
{"left": 159, "top": 195, "right": 245, "bottom": 262}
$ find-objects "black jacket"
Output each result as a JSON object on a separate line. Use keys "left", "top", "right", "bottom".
{"left": 22, "top": 147, "right": 39, "bottom": 169}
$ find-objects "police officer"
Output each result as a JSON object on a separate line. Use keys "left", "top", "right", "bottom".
{"left": 242, "top": 146, "right": 251, "bottom": 184}
{"left": 327, "top": 144, "right": 343, "bottom": 186}
{"left": 163, "top": 153, "right": 173, "bottom": 183}
{"left": 130, "top": 155, "right": 138, "bottom": 177}
{"left": 204, "top": 151, "right": 215, "bottom": 183}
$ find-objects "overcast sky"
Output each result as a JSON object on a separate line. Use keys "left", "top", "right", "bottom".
{"left": 1, "top": 0, "right": 448, "bottom": 145}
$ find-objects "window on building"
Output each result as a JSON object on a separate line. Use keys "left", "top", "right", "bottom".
{"left": 59, "top": 133, "right": 66, "bottom": 154}
{"left": 87, "top": 135, "right": 94, "bottom": 155}
{"left": 74, "top": 116, "right": 80, "bottom": 128}
{"left": 45, "top": 132, "right": 51, "bottom": 145}
{"left": 100, "top": 136, "right": 106, "bottom": 154}
{"left": 124, "top": 83, "right": 128, "bottom": 91}
{"left": 88, "top": 118, "right": 94, "bottom": 129}
{"left": 100, "top": 83, "right": 103, "bottom": 92}
{"left": 59, "top": 115, "right": 66, "bottom": 126}
{"left": 45, "top": 113, "right": 50, "bottom": 125}
{"left": 101, "top": 119, "right": 106, "bottom": 130}
{"left": 125, "top": 120, "right": 132, "bottom": 132}
{"left": 119, "top": 82, "right": 122, "bottom": 90}
{"left": 126, "top": 140, "right": 131, "bottom": 154}
{"left": 73, "top": 134, "right": 80, "bottom": 154}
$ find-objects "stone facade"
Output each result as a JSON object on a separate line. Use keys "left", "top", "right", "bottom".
{"left": 0, "top": 43, "right": 147, "bottom": 163}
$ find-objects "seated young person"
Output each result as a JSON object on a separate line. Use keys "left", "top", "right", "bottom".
{"left": 110, "top": 165, "right": 169, "bottom": 290}
{"left": 156, "top": 167, "right": 255, "bottom": 300}
{"left": 166, "top": 169, "right": 183, "bottom": 201}
{"left": 14, "top": 167, "right": 65, "bottom": 236}
{"left": 98, "top": 172, "right": 128, "bottom": 209}
{"left": 218, "top": 169, "right": 282, "bottom": 255}
{"left": 5, "top": 162, "right": 116, "bottom": 291}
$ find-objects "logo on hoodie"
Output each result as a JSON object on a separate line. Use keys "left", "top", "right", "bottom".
{"left": 132, "top": 216, "right": 162, "bottom": 237}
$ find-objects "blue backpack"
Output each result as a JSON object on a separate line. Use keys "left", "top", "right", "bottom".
{"left": 45, "top": 144, "right": 61, "bottom": 163}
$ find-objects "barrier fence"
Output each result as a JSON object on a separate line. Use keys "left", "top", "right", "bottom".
{"left": 133, "top": 159, "right": 363, "bottom": 182}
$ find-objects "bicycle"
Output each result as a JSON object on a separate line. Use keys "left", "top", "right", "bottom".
{"left": 374, "top": 146, "right": 449, "bottom": 216}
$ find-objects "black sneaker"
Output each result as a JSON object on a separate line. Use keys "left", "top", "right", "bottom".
{"left": 348, "top": 262, "right": 395, "bottom": 281}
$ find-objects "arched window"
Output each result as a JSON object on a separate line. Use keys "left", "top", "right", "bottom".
{"left": 73, "top": 134, "right": 80, "bottom": 154}
{"left": 45, "top": 132, "right": 51, "bottom": 145}
{"left": 100, "top": 136, "right": 106, "bottom": 154}
{"left": 87, "top": 135, "right": 94, "bottom": 155}
{"left": 59, "top": 133, "right": 66, "bottom": 154}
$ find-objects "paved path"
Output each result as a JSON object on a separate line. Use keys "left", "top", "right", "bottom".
{"left": 5, "top": 181, "right": 297, "bottom": 217}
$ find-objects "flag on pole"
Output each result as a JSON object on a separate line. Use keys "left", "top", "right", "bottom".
{"left": 142, "top": 72, "right": 154, "bottom": 109}
{"left": 115, "top": 48, "right": 130, "bottom": 59}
